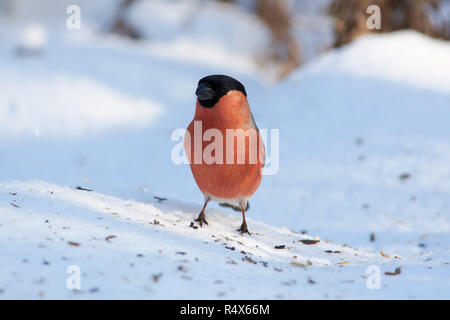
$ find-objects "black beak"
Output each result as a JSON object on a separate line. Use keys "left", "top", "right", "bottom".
{"left": 196, "top": 83, "right": 214, "bottom": 101}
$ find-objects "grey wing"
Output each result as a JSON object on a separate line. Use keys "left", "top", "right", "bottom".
{"left": 249, "top": 110, "right": 266, "bottom": 166}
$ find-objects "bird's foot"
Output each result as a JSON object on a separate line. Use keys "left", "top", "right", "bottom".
{"left": 194, "top": 212, "right": 208, "bottom": 227}
{"left": 237, "top": 222, "right": 251, "bottom": 235}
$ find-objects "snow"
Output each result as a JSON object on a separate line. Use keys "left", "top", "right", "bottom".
{"left": 2, "top": 180, "right": 448, "bottom": 299}
{"left": 299, "top": 32, "right": 450, "bottom": 93}
{"left": 0, "top": 72, "right": 162, "bottom": 136}
{"left": 1, "top": 1, "right": 450, "bottom": 299}
{"left": 19, "top": 23, "right": 48, "bottom": 50}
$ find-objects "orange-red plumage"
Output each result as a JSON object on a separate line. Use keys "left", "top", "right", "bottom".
{"left": 184, "top": 75, "right": 264, "bottom": 234}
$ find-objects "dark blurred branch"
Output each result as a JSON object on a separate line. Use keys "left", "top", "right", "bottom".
{"left": 256, "top": 0, "right": 302, "bottom": 78}
{"left": 110, "top": 0, "right": 141, "bottom": 40}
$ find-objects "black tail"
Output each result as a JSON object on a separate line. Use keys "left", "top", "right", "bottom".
{"left": 219, "top": 202, "right": 250, "bottom": 212}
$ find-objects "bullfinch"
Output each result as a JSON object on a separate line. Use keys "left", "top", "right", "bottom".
{"left": 184, "top": 75, "right": 265, "bottom": 234}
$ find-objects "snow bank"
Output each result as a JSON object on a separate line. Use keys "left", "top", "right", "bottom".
{"left": 0, "top": 72, "right": 162, "bottom": 137}
{"left": 295, "top": 31, "right": 450, "bottom": 93}
{"left": 2, "top": 180, "right": 447, "bottom": 299}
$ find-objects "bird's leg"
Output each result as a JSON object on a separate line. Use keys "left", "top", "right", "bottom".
{"left": 237, "top": 207, "right": 251, "bottom": 235}
{"left": 195, "top": 199, "right": 209, "bottom": 227}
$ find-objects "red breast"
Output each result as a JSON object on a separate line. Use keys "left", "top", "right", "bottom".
{"left": 185, "top": 90, "right": 264, "bottom": 201}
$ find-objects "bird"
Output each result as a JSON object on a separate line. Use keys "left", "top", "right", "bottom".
{"left": 184, "top": 75, "right": 265, "bottom": 234}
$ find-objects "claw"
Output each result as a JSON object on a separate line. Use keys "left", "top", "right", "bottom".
{"left": 194, "top": 199, "right": 209, "bottom": 228}
{"left": 237, "top": 222, "right": 251, "bottom": 235}
{"left": 195, "top": 215, "right": 208, "bottom": 227}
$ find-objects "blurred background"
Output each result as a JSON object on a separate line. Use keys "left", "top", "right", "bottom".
{"left": 2, "top": 0, "right": 449, "bottom": 78}
{"left": 1, "top": 0, "right": 450, "bottom": 249}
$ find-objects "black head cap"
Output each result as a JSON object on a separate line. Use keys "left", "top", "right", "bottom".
{"left": 195, "top": 75, "right": 247, "bottom": 108}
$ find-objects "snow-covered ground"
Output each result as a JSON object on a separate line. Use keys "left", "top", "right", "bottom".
{"left": 1, "top": 1, "right": 450, "bottom": 299}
